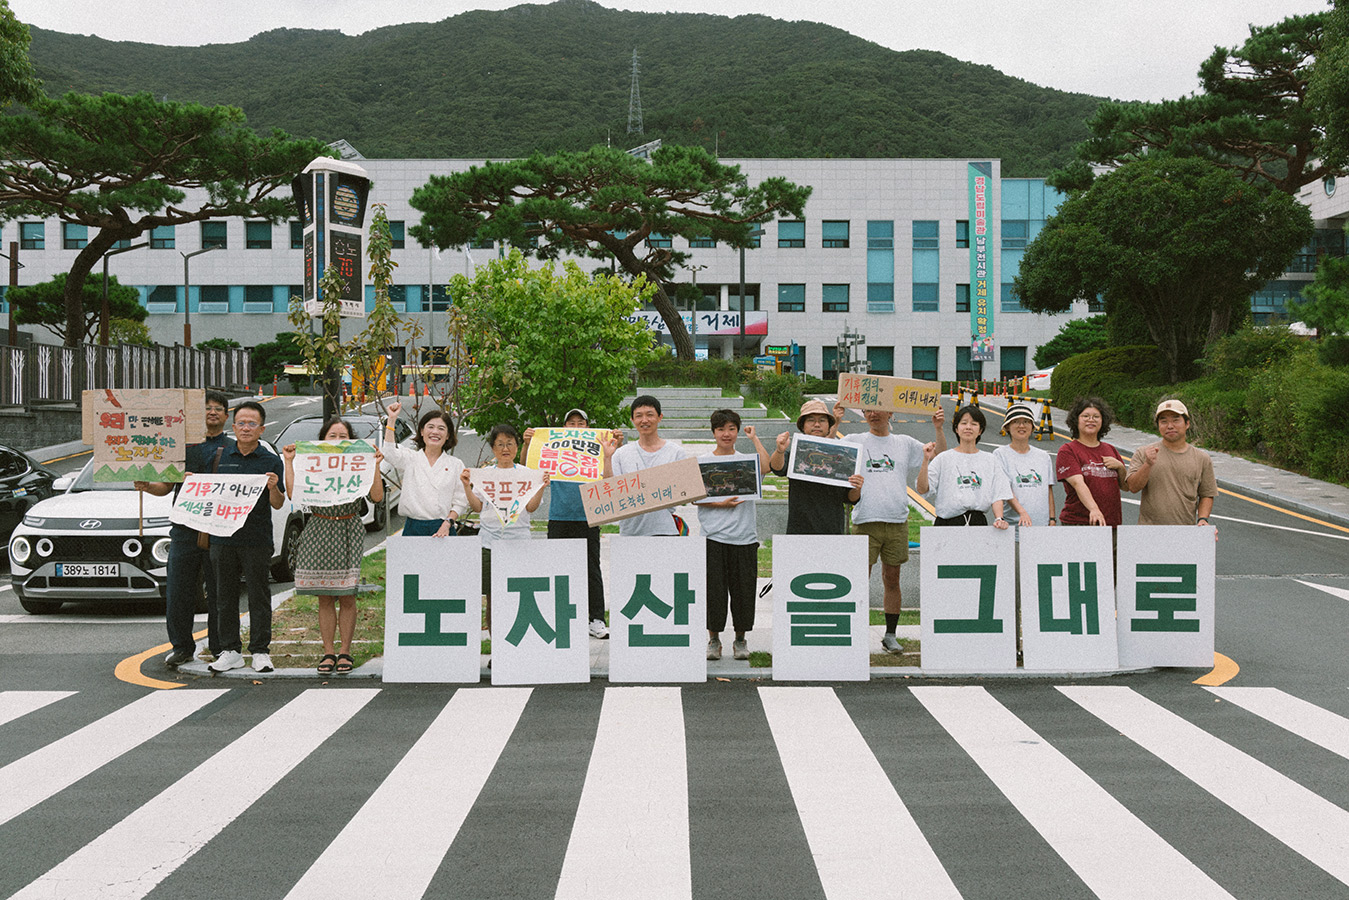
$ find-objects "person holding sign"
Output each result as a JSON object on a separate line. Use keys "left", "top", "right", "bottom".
{"left": 607, "top": 396, "right": 690, "bottom": 536}
{"left": 1124, "top": 399, "right": 1217, "bottom": 530}
{"left": 380, "top": 401, "right": 468, "bottom": 537}
{"left": 697, "top": 409, "right": 770, "bottom": 661}
{"left": 461, "top": 424, "right": 547, "bottom": 635}
{"left": 770, "top": 399, "right": 864, "bottom": 535}
{"left": 994, "top": 403, "right": 1057, "bottom": 529}
{"left": 1056, "top": 397, "right": 1127, "bottom": 527}
{"left": 281, "top": 418, "right": 385, "bottom": 676}
{"left": 208, "top": 401, "right": 286, "bottom": 674}
{"left": 917, "top": 405, "right": 1019, "bottom": 528}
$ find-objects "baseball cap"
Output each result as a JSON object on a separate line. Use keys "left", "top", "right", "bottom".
{"left": 563, "top": 408, "right": 588, "bottom": 424}
{"left": 1155, "top": 399, "right": 1189, "bottom": 420}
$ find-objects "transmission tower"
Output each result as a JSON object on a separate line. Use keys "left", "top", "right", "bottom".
{"left": 627, "top": 49, "right": 644, "bottom": 135}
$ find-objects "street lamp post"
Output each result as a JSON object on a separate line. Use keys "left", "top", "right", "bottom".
{"left": 101, "top": 241, "right": 148, "bottom": 346}
{"left": 181, "top": 245, "right": 220, "bottom": 347}
{"left": 739, "top": 226, "right": 765, "bottom": 348}
{"left": 685, "top": 263, "right": 706, "bottom": 354}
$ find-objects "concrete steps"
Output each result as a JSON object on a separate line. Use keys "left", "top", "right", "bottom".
{"left": 622, "top": 387, "right": 791, "bottom": 438}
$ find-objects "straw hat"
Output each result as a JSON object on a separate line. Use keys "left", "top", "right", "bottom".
{"left": 796, "top": 398, "right": 837, "bottom": 431}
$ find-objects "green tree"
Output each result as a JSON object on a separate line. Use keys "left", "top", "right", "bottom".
{"left": 195, "top": 337, "right": 242, "bottom": 351}
{"left": 1032, "top": 315, "right": 1110, "bottom": 368}
{"left": 446, "top": 250, "right": 661, "bottom": 434}
{"left": 1297, "top": 232, "right": 1349, "bottom": 336}
{"left": 0, "top": 91, "right": 330, "bottom": 347}
{"left": 0, "top": 0, "right": 39, "bottom": 106}
{"left": 408, "top": 144, "right": 811, "bottom": 360}
{"left": 250, "top": 332, "right": 305, "bottom": 386}
{"left": 1015, "top": 157, "right": 1312, "bottom": 383}
{"left": 1310, "top": 0, "right": 1349, "bottom": 170}
{"left": 5, "top": 272, "right": 146, "bottom": 344}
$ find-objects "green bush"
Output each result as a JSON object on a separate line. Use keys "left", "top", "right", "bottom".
{"left": 636, "top": 355, "right": 743, "bottom": 389}
{"left": 745, "top": 370, "right": 804, "bottom": 414}
{"left": 1049, "top": 345, "right": 1164, "bottom": 409}
{"left": 1199, "top": 326, "right": 1301, "bottom": 379}
{"left": 799, "top": 375, "right": 839, "bottom": 394}
{"left": 1246, "top": 345, "right": 1349, "bottom": 481}
{"left": 1317, "top": 334, "right": 1349, "bottom": 367}
{"left": 1033, "top": 315, "right": 1109, "bottom": 368}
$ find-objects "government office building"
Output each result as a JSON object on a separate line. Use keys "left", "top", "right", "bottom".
{"left": 5, "top": 155, "right": 1339, "bottom": 382}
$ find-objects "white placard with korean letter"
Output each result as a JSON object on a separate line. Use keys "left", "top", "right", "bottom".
{"left": 169, "top": 474, "right": 269, "bottom": 537}
{"left": 609, "top": 537, "right": 707, "bottom": 683}
{"left": 1019, "top": 527, "right": 1119, "bottom": 671}
{"left": 1116, "top": 525, "right": 1216, "bottom": 668}
{"left": 771, "top": 534, "right": 869, "bottom": 681}
{"left": 492, "top": 539, "right": 589, "bottom": 685}
{"left": 920, "top": 527, "right": 1017, "bottom": 672}
{"left": 293, "top": 440, "right": 378, "bottom": 508}
{"left": 383, "top": 536, "right": 482, "bottom": 683}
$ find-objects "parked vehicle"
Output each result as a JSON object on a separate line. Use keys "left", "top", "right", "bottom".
{"left": 272, "top": 413, "right": 412, "bottom": 532}
{"left": 0, "top": 444, "right": 58, "bottom": 550}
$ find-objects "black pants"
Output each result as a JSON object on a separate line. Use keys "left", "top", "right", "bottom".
{"left": 934, "top": 511, "right": 988, "bottom": 527}
{"left": 211, "top": 544, "right": 273, "bottom": 654}
{"left": 548, "top": 519, "right": 605, "bottom": 622}
{"left": 706, "top": 539, "right": 758, "bottom": 634}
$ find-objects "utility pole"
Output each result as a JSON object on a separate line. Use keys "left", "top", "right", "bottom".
{"left": 627, "top": 49, "right": 643, "bottom": 135}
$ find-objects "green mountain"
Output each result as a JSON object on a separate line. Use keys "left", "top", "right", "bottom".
{"left": 24, "top": 0, "right": 1104, "bottom": 176}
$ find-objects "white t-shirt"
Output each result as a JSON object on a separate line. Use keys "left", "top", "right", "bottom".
{"left": 611, "top": 439, "right": 690, "bottom": 536}
{"left": 993, "top": 444, "right": 1057, "bottom": 527}
{"left": 475, "top": 463, "right": 535, "bottom": 549}
{"left": 845, "top": 431, "right": 926, "bottom": 524}
{"left": 924, "top": 449, "right": 1014, "bottom": 520}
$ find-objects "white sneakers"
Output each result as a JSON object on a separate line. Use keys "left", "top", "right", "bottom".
{"left": 588, "top": 618, "right": 609, "bottom": 639}
{"left": 251, "top": 653, "right": 274, "bottom": 673}
{"left": 208, "top": 650, "right": 244, "bottom": 672}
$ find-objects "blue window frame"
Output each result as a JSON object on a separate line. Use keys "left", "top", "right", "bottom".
{"left": 778, "top": 221, "right": 805, "bottom": 249}
{"left": 956, "top": 283, "right": 970, "bottom": 312}
{"left": 19, "top": 222, "right": 43, "bottom": 250}
{"left": 913, "top": 220, "right": 939, "bottom": 249}
{"left": 912, "top": 346, "right": 938, "bottom": 381}
{"left": 912, "top": 283, "right": 939, "bottom": 312}
{"left": 290, "top": 221, "right": 304, "bottom": 250}
{"left": 822, "top": 284, "right": 849, "bottom": 312}
{"left": 866, "top": 282, "right": 894, "bottom": 313}
{"left": 867, "top": 220, "right": 893, "bottom": 249}
{"left": 822, "top": 220, "right": 850, "bottom": 249}
{"left": 201, "top": 221, "right": 227, "bottom": 250}
{"left": 150, "top": 225, "right": 176, "bottom": 249}
{"left": 955, "top": 220, "right": 969, "bottom": 248}
{"left": 778, "top": 283, "right": 805, "bottom": 312}
{"left": 63, "top": 223, "right": 88, "bottom": 250}
{"left": 389, "top": 220, "right": 405, "bottom": 249}
{"left": 245, "top": 221, "right": 272, "bottom": 250}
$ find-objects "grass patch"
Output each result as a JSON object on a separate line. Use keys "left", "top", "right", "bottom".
{"left": 257, "top": 549, "right": 388, "bottom": 671}
{"left": 869, "top": 609, "right": 920, "bottom": 626}
{"left": 757, "top": 540, "right": 772, "bottom": 577}
{"left": 481, "top": 639, "right": 491, "bottom": 655}
{"left": 748, "top": 650, "right": 772, "bottom": 668}
{"left": 870, "top": 648, "right": 921, "bottom": 667}
{"left": 908, "top": 504, "right": 929, "bottom": 542}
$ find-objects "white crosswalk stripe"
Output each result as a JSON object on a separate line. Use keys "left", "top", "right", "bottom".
{"left": 0, "top": 690, "right": 75, "bottom": 727}
{"left": 1206, "top": 686, "right": 1349, "bottom": 760}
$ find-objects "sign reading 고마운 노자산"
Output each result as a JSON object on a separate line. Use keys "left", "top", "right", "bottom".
{"left": 82, "top": 388, "right": 205, "bottom": 482}
{"left": 292, "top": 440, "right": 378, "bottom": 507}
{"left": 837, "top": 372, "right": 942, "bottom": 416}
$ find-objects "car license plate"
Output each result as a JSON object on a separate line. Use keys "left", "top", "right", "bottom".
{"left": 56, "top": 563, "right": 120, "bottom": 577}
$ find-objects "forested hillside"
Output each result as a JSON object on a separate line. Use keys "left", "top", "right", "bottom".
{"left": 26, "top": 0, "right": 1103, "bottom": 175}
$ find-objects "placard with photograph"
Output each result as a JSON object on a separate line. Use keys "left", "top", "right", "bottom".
{"left": 696, "top": 453, "right": 761, "bottom": 501}
{"left": 786, "top": 434, "right": 861, "bottom": 488}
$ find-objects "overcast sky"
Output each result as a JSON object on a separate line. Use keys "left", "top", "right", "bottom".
{"left": 11, "top": 0, "right": 1330, "bottom": 102}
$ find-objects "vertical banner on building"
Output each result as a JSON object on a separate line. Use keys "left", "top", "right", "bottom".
{"left": 771, "top": 534, "right": 869, "bottom": 681}
{"left": 491, "top": 539, "right": 590, "bottom": 685}
{"left": 920, "top": 527, "right": 1017, "bottom": 671}
{"left": 1116, "top": 526, "right": 1216, "bottom": 668}
{"left": 1019, "top": 528, "right": 1119, "bottom": 671}
{"left": 608, "top": 537, "right": 707, "bottom": 683}
{"left": 383, "top": 536, "right": 482, "bottom": 683}
{"left": 968, "top": 161, "right": 995, "bottom": 362}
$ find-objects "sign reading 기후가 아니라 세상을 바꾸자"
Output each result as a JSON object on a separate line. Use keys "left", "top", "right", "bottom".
{"left": 169, "top": 474, "right": 270, "bottom": 537}
{"left": 82, "top": 388, "right": 205, "bottom": 482}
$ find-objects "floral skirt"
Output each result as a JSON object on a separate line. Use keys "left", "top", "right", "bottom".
{"left": 295, "top": 501, "right": 364, "bottom": 595}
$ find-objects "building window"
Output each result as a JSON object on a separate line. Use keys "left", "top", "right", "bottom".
{"left": 199, "top": 285, "right": 229, "bottom": 312}
{"left": 245, "top": 221, "right": 272, "bottom": 250}
{"left": 201, "top": 221, "right": 227, "bottom": 250}
{"left": 867, "top": 282, "right": 894, "bottom": 313}
{"left": 689, "top": 236, "right": 716, "bottom": 248}
{"left": 389, "top": 220, "right": 405, "bottom": 249}
{"left": 62, "top": 223, "right": 88, "bottom": 250}
{"left": 646, "top": 233, "right": 672, "bottom": 249}
{"left": 913, "top": 220, "right": 939, "bottom": 249}
{"left": 867, "top": 220, "right": 893, "bottom": 249}
{"left": 778, "top": 220, "right": 805, "bottom": 249}
{"left": 867, "top": 346, "right": 894, "bottom": 376}
{"left": 150, "top": 225, "right": 176, "bottom": 250}
{"left": 955, "top": 346, "right": 983, "bottom": 382}
{"left": 1002, "top": 220, "right": 1028, "bottom": 250}
{"left": 955, "top": 220, "right": 969, "bottom": 248}
{"left": 822, "top": 220, "right": 850, "bottom": 248}
{"left": 778, "top": 283, "right": 805, "bottom": 313}
{"left": 290, "top": 221, "right": 304, "bottom": 250}
{"left": 146, "top": 285, "right": 178, "bottom": 313}
{"left": 243, "top": 285, "right": 274, "bottom": 313}
{"left": 1001, "top": 283, "right": 1025, "bottom": 313}
{"left": 386, "top": 284, "right": 408, "bottom": 311}
{"left": 956, "top": 283, "right": 970, "bottom": 313}
{"left": 822, "top": 346, "right": 840, "bottom": 380}
{"left": 1087, "top": 296, "right": 1106, "bottom": 313}
{"left": 19, "top": 222, "right": 43, "bottom": 250}
{"left": 112, "top": 239, "right": 131, "bottom": 250}
{"left": 430, "top": 284, "right": 451, "bottom": 312}
{"left": 912, "top": 283, "right": 939, "bottom": 312}
{"left": 1000, "top": 346, "right": 1027, "bottom": 381}
{"left": 912, "top": 346, "right": 938, "bottom": 381}
{"left": 822, "top": 284, "right": 850, "bottom": 313}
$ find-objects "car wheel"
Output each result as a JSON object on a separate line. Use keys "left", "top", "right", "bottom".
{"left": 272, "top": 516, "right": 303, "bottom": 582}
{"left": 366, "top": 496, "right": 387, "bottom": 532}
{"left": 19, "top": 597, "right": 62, "bottom": 614}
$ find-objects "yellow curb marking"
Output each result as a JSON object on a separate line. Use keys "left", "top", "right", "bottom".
{"left": 40, "top": 449, "right": 92, "bottom": 464}
{"left": 1193, "top": 652, "right": 1239, "bottom": 686}
{"left": 114, "top": 626, "right": 208, "bottom": 690}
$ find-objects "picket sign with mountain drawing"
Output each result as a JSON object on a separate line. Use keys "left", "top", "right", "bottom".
{"left": 82, "top": 388, "right": 205, "bottom": 483}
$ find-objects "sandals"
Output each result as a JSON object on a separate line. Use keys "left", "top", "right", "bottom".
{"left": 335, "top": 653, "right": 354, "bottom": 674}
{"left": 317, "top": 654, "right": 337, "bottom": 675}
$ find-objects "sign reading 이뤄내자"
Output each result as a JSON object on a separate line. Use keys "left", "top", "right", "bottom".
{"left": 837, "top": 372, "right": 942, "bottom": 417}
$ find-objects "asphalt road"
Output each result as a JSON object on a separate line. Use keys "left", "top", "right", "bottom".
{"left": 2, "top": 395, "right": 1348, "bottom": 898}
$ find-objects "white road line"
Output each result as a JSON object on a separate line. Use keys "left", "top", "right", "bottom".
{"left": 0, "top": 690, "right": 76, "bottom": 727}
{"left": 1217, "top": 516, "right": 1349, "bottom": 541}
{"left": 555, "top": 687, "right": 690, "bottom": 900}
{"left": 1296, "top": 580, "right": 1349, "bottom": 602}
{"left": 1060, "top": 685, "right": 1349, "bottom": 886}
{"left": 758, "top": 687, "right": 960, "bottom": 900}
{"left": 0, "top": 689, "right": 226, "bottom": 827}
{"left": 1206, "top": 687, "right": 1349, "bottom": 761}
{"left": 284, "top": 688, "right": 531, "bottom": 900}
{"left": 11, "top": 688, "right": 377, "bottom": 900}
{"left": 912, "top": 686, "right": 1233, "bottom": 900}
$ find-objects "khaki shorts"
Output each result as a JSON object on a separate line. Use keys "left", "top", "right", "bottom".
{"left": 854, "top": 520, "right": 910, "bottom": 567}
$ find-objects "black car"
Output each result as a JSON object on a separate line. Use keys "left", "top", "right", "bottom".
{"left": 0, "top": 443, "right": 58, "bottom": 549}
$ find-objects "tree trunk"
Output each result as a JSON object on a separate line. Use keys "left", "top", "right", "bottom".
{"left": 650, "top": 281, "right": 695, "bottom": 360}
{"left": 63, "top": 231, "right": 123, "bottom": 348}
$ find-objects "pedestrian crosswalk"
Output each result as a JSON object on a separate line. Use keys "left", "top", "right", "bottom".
{"left": 2, "top": 683, "right": 1348, "bottom": 899}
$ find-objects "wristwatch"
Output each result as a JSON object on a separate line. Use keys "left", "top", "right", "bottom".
{"left": 1198, "top": 517, "right": 1210, "bottom": 525}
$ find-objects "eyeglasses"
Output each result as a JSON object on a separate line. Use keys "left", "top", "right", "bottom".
{"left": 233, "top": 421, "right": 263, "bottom": 430}
{"left": 205, "top": 406, "right": 228, "bottom": 413}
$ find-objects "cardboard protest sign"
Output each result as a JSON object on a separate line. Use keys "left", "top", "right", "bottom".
{"left": 468, "top": 467, "right": 546, "bottom": 528}
{"left": 169, "top": 474, "right": 270, "bottom": 537}
{"left": 492, "top": 539, "right": 590, "bottom": 685}
{"left": 383, "top": 536, "right": 483, "bottom": 683}
{"left": 525, "top": 428, "right": 613, "bottom": 482}
{"left": 697, "top": 453, "right": 761, "bottom": 501}
{"left": 1019, "top": 527, "right": 1119, "bottom": 672}
{"left": 786, "top": 434, "right": 861, "bottom": 488}
{"left": 582, "top": 457, "right": 707, "bottom": 527}
{"left": 1116, "top": 525, "right": 1216, "bottom": 668}
{"left": 920, "top": 527, "right": 1017, "bottom": 672}
{"left": 838, "top": 372, "right": 942, "bottom": 416}
{"left": 82, "top": 388, "right": 205, "bottom": 482}
{"left": 609, "top": 537, "right": 707, "bottom": 683}
{"left": 292, "top": 440, "right": 378, "bottom": 508}
{"left": 771, "top": 534, "right": 869, "bottom": 681}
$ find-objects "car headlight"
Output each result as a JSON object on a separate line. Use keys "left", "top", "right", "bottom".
{"left": 151, "top": 538, "right": 171, "bottom": 565}
{"left": 10, "top": 535, "right": 30, "bottom": 564}
{"left": 35, "top": 537, "right": 54, "bottom": 557}
{"left": 22, "top": 514, "right": 44, "bottom": 527}
{"left": 122, "top": 538, "right": 143, "bottom": 558}
{"left": 143, "top": 517, "right": 171, "bottom": 528}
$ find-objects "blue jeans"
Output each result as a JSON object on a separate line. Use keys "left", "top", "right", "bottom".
{"left": 166, "top": 538, "right": 220, "bottom": 656}
{"left": 211, "top": 544, "right": 274, "bottom": 655}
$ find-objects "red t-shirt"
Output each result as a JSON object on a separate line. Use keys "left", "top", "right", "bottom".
{"left": 1055, "top": 440, "right": 1124, "bottom": 526}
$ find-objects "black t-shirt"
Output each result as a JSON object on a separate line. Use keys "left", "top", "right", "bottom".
{"left": 169, "top": 432, "right": 234, "bottom": 543}
{"left": 773, "top": 446, "right": 853, "bottom": 535}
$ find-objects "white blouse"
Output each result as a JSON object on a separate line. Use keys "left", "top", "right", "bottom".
{"left": 382, "top": 442, "right": 469, "bottom": 522}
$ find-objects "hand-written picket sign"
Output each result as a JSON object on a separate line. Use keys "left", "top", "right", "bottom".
{"left": 469, "top": 467, "right": 545, "bottom": 528}
{"left": 838, "top": 373, "right": 942, "bottom": 416}
{"left": 82, "top": 388, "right": 205, "bottom": 482}
{"left": 772, "top": 534, "right": 869, "bottom": 681}
{"left": 383, "top": 536, "right": 483, "bottom": 683}
{"left": 492, "top": 539, "right": 589, "bottom": 685}
{"left": 169, "top": 474, "right": 269, "bottom": 537}
{"left": 525, "top": 428, "right": 613, "bottom": 482}
{"left": 293, "top": 440, "right": 377, "bottom": 507}
{"left": 1019, "top": 527, "right": 1119, "bottom": 671}
{"left": 609, "top": 537, "right": 706, "bottom": 683}
{"left": 920, "top": 527, "right": 1018, "bottom": 672}
{"left": 1116, "top": 526, "right": 1216, "bottom": 668}
{"left": 582, "top": 457, "right": 707, "bottom": 526}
